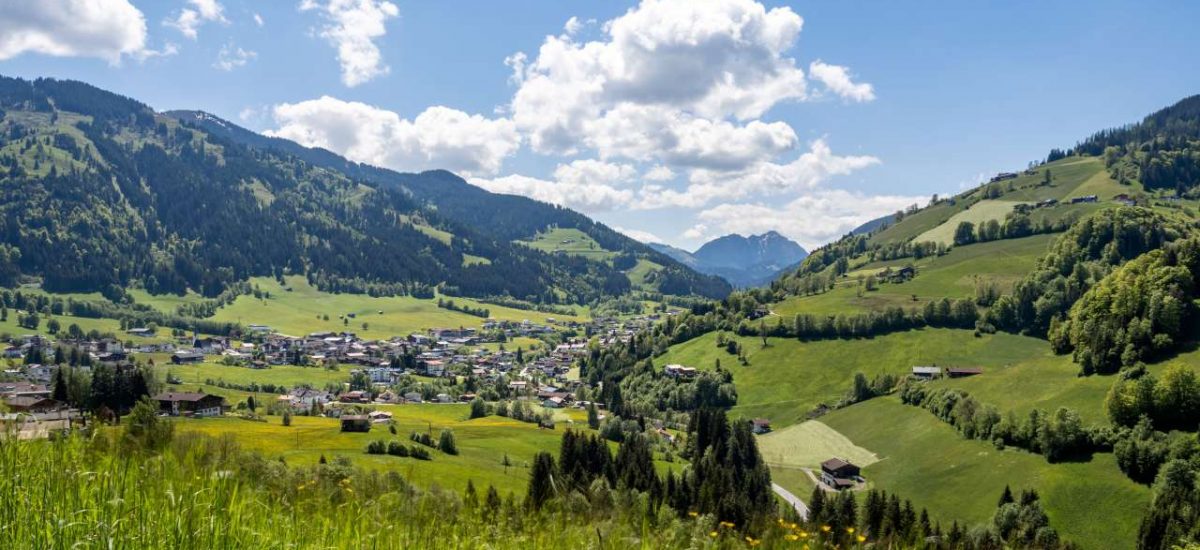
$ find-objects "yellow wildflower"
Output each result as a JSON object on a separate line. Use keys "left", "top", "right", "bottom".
{"left": 709, "top": 531, "right": 718, "bottom": 538}
{"left": 821, "top": 525, "right": 831, "bottom": 533}
{"left": 856, "top": 535, "right": 867, "bottom": 543}
{"left": 784, "top": 534, "right": 799, "bottom": 541}
{"left": 847, "top": 527, "right": 856, "bottom": 534}
{"left": 688, "top": 511, "right": 699, "bottom": 517}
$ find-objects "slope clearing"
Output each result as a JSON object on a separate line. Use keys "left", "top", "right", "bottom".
{"left": 821, "top": 398, "right": 1148, "bottom": 550}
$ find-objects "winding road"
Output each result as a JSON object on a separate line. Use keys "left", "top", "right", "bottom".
{"left": 771, "top": 482, "right": 810, "bottom": 520}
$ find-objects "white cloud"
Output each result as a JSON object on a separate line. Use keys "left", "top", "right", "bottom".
{"left": 253, "top": 13, "right": 265, "bottom": 26}
{"left": 213, "top": 43, "right": 256, "bottom": 71}
{"left": 469, "top": 159, "right": 640, "bottom": 212}
{"left": 563, "top": 16, "right": 583, "bottom": 36}
{"left": 266, "top": 96, "right": 520, "bottom": 176}
{"left": 809, "top": 60, "right": 875, "bottom": 102}
{"left": 614, "top": 226, "right": 663, "bottom": 244}
{"left": 0, "top": 0, "right": 154, "bottom": 63}
{"left": 469, "top": 173, "right": 635, "bottom": 212}
{"left": 638, "top": 139, "right": 880, "bottom": 208}
{"left": 682, "top": 224, "right": 708, "bottom": 240}
{"left": 553, "top": 159, "right": 637, "bottom": 187}
{"left": 300, "top": 0, "right": 399, "bottom": 87}
{"left": 696, "top": 189, "right": 922, "bottom": 249}
{"left": 508, "top": 0, "right": 823, "bottom": 168}
{"left": 167, "top": 0, "right": 228, "bottom": 40}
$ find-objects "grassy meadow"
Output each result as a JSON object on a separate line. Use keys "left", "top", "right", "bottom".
{"left": 657, "top": 328, "right": 1064, "bottom": 427}
{"left": 175, "top": 403, "right": 674, "bottom": 496}
{"left": 820, "top": 397, "right": 1149, "bottom": 550}
{"left": 515, "top": 227, "right": 616, "bottom": 261}
{"left": 201, "top": 276, "right": 588, "bottom": 338}
{"left": 773, "top": 234, "right": 1054, "bottom": 317}
{"left": 914, "top": 200, "right": 1025, "bottom": 245}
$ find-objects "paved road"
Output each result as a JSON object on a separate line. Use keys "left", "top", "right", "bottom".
{"left": 771, "top": 482, "right": 809, "bottom": 520}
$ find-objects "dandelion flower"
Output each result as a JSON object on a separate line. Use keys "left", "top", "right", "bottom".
{"left": 856, "top": 535, "right": 867, "bottom": 543}
{"left": 709, "top": 531, "right": 718, "bottom": 538}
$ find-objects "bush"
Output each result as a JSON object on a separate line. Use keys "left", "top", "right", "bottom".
{"left": 365, "top": 440, "right": 387, "bottom": 455}
{"left": 386, "top": 441, "right": 408, "bottom": 457}
{"left": 438, "top": 429, "right": 458, "bottom": 455}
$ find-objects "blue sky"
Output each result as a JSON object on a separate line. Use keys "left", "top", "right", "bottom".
{"left": 2, "top": 1, "right": 1198, "bottom": 250}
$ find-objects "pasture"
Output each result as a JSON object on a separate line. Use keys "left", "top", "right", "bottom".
{"left": 773, "top": 234, "right": 1054, "bottom": 317}
{"left": 821, "top": 398, "right": 1149, "bottom": 550}
{"left": 205, "top": 276, "right": 588, "bottom": 338}
{"left": 655, "top": 328, "right": 1059, "bottom": 428}
{"left": 515, "top": 227, "right": 616, "bottom": 261}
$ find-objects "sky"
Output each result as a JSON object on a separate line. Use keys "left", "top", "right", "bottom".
{"left": 1, "top": 1, "right": 1198, "bottom": 251}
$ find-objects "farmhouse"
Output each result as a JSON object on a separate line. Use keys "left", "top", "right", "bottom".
{"left": 1069, "top": 195, "right": 1098, "bottom": 204}
{"left": 751, "top": 418, "right": 772, "bottom": 434}
{"left": 340, "top": 415, "right": 371, "bottom": 432}
{"left": 3, "top": 396, "right": 66, "bottom": 413}
{"left": 911, "top": 366, "right": 942, "bottom": 379}
{"left": 171, "top": 350, "right": 204, "bottom": 364}
{"left": 153, "top": 392, "right": 225, "bottom": 417}
{"left": 663, "top": 364, "right": 698, "bottom": 378}
{"left": 820, "top": 458, "right": 861, "bottom": 490}
{"left": 947, "top": 367, "right": 984, "bottom": 378}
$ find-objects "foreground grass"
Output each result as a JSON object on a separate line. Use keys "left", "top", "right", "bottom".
{"left": 177, "top": 404, "right": 582, "bottom": 495}
{"left": 0, "top": 432, "right": 719, "bottom": 549}
{"left": 821, "top": 397, "right": 1149, "bottom": 550}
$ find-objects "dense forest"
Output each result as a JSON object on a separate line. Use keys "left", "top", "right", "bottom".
{"left": 1067, "top": 94, "right": 1200, "bottom": 194}
{"left": 0, "top": 76, "right": 728, "bottom": 304}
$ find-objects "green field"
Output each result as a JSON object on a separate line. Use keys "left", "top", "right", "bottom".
{"left": 0, "top": 312, "right": 169, "bottom": 343}
{"left": 175, "top": 404, "right": 672, "bottom": 496}
{"left": 757, "top": 419, "right": 879, "bottom": 470}
{"left": 914, "top": 200, "right": 1025, "bottom": 245}
{"left": 205, "top": 276, "right": 588, "bottom": 338}
{"left": 821, "top": 398, "right": 1149, "bottom": 550}
{"left": 774, "top": 234, "right": 1055, "bottom": 317}
{"left": 868, "top": 157, "right": 1117, "bottom": 246}
{"left": 175, "top": 405, "right": 565, "bottom": 495}
{"left": 515, "top": 227, "right": 616, "bottom": 261}
{"left": 656, "top": 328, "right": 1070, "bottom": 428}
{"left": 160, "top": 361, "right": 351, "bottom": 390}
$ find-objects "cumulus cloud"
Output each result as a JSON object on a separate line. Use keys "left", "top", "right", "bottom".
{"left": 0, "top": 0, "right": 156, "bottom": 63}
{"left": 553, "top": 159, "right": 637, "bottom": 187}
{"left": 809, "top": 60, "right": 875, "bottom": 102}
{"left": 638, "top": 139, "right": 880, "bottom": 209}
{"left": 468, "top": 159, "right": 641, "bottom": 212}
{"left": 213, "top": 43, "right": 256, "bottom": 71}
{"left": 253, "top": 13, "right": 265, "bottom": 26}
{"left": 266, "top": 96, "right": 520, "bottom": 176}
{"left": 508, "top": 0, "right": 820, "bottom": 168}
{"left": 682, "top": 224, "right": 708, "bottom": 240}
{"left": 167, "top": 0, "right": 228, "bottom": 40}
{"left": 469, "top": 173, "right": 635, "bottom": 212}
{"left": 614, "top": 226, "right": 663, "bottom": 244}
{"left": 300, "top": 0, "right": 399, "bottom": 87}
{"left": 696, "top": 189, "right": 922, "bottom": 249}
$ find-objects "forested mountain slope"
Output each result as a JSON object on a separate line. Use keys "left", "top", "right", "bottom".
{"left": 0, "top": 76, "right": 729, "bottom": 302}
{"left": 169, "top": 110, "right": 731, "bottom": 299}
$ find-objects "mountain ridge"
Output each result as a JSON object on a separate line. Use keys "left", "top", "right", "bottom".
{"left": 648, "top": 231, "right": 807, "bottom": 288}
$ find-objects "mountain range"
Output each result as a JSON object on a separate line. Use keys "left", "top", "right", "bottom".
{"left": 649, "top": 231, "right": 808, "bottom": 288}
{"left": 0, "top": 76, "right": 731, "bottom": 304}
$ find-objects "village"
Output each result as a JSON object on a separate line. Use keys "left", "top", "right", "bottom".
{"left": 0, "top": 309, "right": 676, "bottom": 438}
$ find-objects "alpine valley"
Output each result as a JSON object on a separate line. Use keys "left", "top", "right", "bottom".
{"left": 1, "top": 3, "right": 1199, "bottom": 550}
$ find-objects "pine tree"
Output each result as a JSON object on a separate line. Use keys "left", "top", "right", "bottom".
{"left": 525, "top": 451, "right": 556, "bottom": 510}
